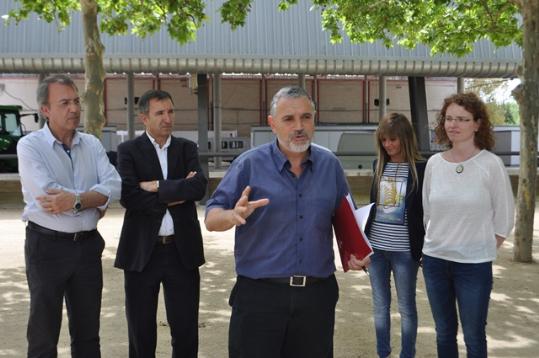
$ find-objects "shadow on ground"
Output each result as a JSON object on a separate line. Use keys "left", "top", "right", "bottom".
{"left": 0, "top": 207, "right": 538, "bottom": 357}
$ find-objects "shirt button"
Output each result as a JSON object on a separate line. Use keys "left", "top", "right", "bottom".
{"left": 299, "top": 215, "right": 303, "bottom": 219}
{"left": 299, "top": 237, "right": 303, "bottom": 242}
{"left": 298, "top": 193, "right": 302, "bottom": 198}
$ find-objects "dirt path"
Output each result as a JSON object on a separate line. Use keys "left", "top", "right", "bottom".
{"left": 0, "top": 206, "right": 538, "bottom": 357}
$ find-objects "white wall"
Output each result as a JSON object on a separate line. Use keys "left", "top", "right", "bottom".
{"left": 0, "top": 77, "right": 40, "bottom": 131}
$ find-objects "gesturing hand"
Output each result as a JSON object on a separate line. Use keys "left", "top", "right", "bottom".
{"left": 230, "top": 186, "right": 269, "bottom": 226}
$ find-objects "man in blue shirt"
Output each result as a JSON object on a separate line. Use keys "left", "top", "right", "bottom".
{"left": 205, "top": 86, "right": 349, "bottom": 357}
{"left": 17, "top": 74, "right": 121, "bottom": 357}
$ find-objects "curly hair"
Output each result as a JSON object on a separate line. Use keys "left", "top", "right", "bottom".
{"left": 434, "top": 92, "right": 494, "bottom": 150}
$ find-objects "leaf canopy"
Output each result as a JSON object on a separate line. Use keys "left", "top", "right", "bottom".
{"left": 279, "top": 0, "right": 522, "bottom": 56}
{"left": 7, "top": 0, "right": 208, "bottom": 44}
{"left": 7, "top": 0, "right": 522, "bottom": 54}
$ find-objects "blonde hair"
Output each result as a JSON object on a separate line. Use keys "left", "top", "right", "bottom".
{"left": 374, "top": 113, "right": 422, "bottom": 193}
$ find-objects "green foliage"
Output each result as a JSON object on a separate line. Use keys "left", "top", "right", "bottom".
{"left": 220, "top": 0, "right": 252, "bottom": 29}
{"left": 7, "top": 0, "right": 523, "bottom": 56}
{"left": 99, "top": 0, "right": 207, "bottom": 44}
{"left": 7, "top": 0, "right": 209, "bottom": 45}
{"left": 7, "top": 0, "right": 79, "bottom": 28}
{"left": 502, "top": 102, "right": 520, "bottom": 124}
{"left": 485, "top": 101, "right": 520, "bottom": 125}
{"left": 280, "top": 0, "right": 522, "bottom": 56}
{"left": 486, "top": 101, "right": 506, "bottom": 125}
{"left": 465, "top": 78, "right": 521, "bottom": 125}
{"left": 466, "top": 79, "right": 510, "bottom": 102}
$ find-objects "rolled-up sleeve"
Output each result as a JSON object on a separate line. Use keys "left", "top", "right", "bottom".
{"left": 205, "top": 159, "right": 246, "bottom": 215}
{"left": 88, "top": 137, "right": 121, "bottom": 209}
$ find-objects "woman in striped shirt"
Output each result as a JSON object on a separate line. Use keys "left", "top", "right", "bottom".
{"left": 364, "top": 112, "right": 426, "bottom": 358}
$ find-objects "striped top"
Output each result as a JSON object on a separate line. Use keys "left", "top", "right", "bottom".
{"left": 369, "top": 162, "right": 410, "bottom": 251}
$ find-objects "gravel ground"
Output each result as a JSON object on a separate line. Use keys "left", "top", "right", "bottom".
{"left": 1, "top": 205, "right": 538, "bottom": 357}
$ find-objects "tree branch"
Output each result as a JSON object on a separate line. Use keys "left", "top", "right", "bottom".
{"left": 507, "top": 0, "right": 523, "bottom": 9}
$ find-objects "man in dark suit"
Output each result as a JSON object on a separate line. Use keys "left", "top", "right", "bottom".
{"left": 115, "top": 89, "right": 207, "bottom": 358}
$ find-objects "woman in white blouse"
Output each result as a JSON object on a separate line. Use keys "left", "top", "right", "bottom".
{"left": 422, "top": 92, "right": 515, "bottom": 358}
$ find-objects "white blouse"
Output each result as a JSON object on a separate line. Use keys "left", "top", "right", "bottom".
{"left": 422, "top": 150, "right": 515, "bottom": 263}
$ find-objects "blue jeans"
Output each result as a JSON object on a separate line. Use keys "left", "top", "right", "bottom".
{"left": 422, "top": 255, "right": 492, "bottom": 358}
{"left": 368, "top": 249, "right": 419, "bottom": 358}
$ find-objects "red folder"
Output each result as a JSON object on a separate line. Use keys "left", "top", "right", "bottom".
{"left": 333, "top": 194, "right": 373, "bottom": 272}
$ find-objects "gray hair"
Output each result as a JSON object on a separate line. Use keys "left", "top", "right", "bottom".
{"left": 37, "top": 74, "right": 78, "bottom": 107}
{"left": 138, "top": 89, "right": 174, "bottom": 114}
{"left": 269, "top": 86, "right": 316, "bottom": 116}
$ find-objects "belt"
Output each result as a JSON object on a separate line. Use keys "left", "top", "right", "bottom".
{"left": 256, "top": 275, "right": 330, "bottom": 287}
{"left": 27, "top": 221, "right": 97, "bottom": 241}
{"left": 157, "top": 235, "right": 175, "bottom": 245}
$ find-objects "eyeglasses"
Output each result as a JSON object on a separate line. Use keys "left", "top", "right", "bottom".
{"left": 443, "top": 116, "right": 474, "bottom": 123}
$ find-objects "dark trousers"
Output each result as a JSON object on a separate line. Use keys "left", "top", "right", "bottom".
{"left": 228, "top": 275, "right": 339, "bottom": 358}
{"left": 25, "top": 226, "right": 104, "bottom": 358}
{"left": 124, "top": 243, "right": 200, "bottom": 358}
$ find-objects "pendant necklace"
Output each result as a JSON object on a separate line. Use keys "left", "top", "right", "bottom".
{"left": 448, "top": 150, "right": 464, "bottom": 174}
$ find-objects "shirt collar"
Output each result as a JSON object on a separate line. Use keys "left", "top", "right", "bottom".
{"left": 146, "top": 131, "right": 171, "bottom": 150}
{"left": 43, "top": 122, "right": 81, "bottom": 148}
{"left": 270, "top": 139, "right": 314, "bottom": 173}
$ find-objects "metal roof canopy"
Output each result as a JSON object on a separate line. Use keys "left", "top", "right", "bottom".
{"left": 0, "top": 0, "right": 522, "bottom": 77}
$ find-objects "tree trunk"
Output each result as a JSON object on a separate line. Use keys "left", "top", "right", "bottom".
{"left": 513, "top": 0, "right": 539, "bottom": 262}
{"left": 80, "top": 0, "right": 105, "bottom": 138}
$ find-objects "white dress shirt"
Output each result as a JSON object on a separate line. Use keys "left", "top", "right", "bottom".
{"left": 17, "top": 123, "right": 121, "bottom": 232}
{"left": 146, "top": 132, "right": 175, "bottom": 236}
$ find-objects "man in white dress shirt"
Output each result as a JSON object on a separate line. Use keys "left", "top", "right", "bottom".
{"left": 17, "top": 74, "right": 121, "bottom": 358}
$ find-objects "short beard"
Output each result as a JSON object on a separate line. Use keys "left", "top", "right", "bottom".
{"left": 288, "top": 141, "right": 311, "bottom": 153}
{"left": 276, "top": 130, "right": 312, "bottom": 154}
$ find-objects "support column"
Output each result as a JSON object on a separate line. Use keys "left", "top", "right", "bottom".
{"left": 314, "top": 76, "right": 320, "bottom": 124}
{"left": 363, "top": 75, "right": 369, "bottom": 123}
{"left": 298, "top": 74, "right": 306, "bottom": 89}
{"left": 212, "top": 74, "right": 222, "bottom": 168}
{"left": 261, "top": 75, "right": 268, "bottom": 124}
{"left": 457, "top": 77, "right": 465, "bottom": 93}
{"left": 197, "top": 73, "right": 209, "bottom": 202}
{"left": 408, "top": 76, "right": 431, "bottom": 153}
{"left": 127, "top": 72, "right": 135, "bottom": 140}
{"left": 378, "top": 75, "right": 387, "bottom": 121}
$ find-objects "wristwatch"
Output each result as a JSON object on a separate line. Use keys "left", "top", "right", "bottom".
{"left": 73, "top": 193, "right": 82, "bottom": 214}
{"left": 155, "top": 180, "right": 160, "bottom": 192}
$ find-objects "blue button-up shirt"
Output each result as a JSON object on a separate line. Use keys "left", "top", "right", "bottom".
{"left": 17, "top": 123, "right": 121, "bottom": 232}
{"left": 206, "top": 140, "right": 349, "bottom": 278}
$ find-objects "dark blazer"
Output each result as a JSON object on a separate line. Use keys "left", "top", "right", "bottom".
{"left": 365, "top": 160, "right": 426, "bottom": 262}
{"left": 115, "top": 133, "right": 207, "bottom": 272}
